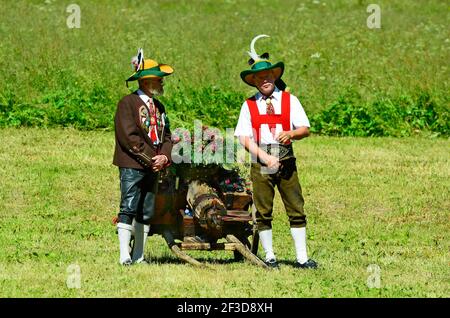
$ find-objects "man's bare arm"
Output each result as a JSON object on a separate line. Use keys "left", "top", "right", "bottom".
{"left": 277, "top": 126, "right": 310, "bottom": 144}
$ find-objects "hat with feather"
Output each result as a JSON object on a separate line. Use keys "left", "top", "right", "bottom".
{"left": 240, "top": 35, "right": 287, "bottom": 90}
{"left": 126, "top": 48, "right": 173, "bottom": 86}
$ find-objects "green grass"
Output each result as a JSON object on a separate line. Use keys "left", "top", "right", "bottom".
{"left": 0, "top": 0, "right": 448, "bottom": 132}
{"left": 0, "top": 128, "right": 448, "bottom": 297}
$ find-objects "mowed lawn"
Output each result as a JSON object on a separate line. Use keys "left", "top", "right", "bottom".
{"left": 0, "top": 128, "right": 448, "bottom": 297}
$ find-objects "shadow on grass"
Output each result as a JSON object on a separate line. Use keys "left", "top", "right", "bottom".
{"left": 277, "top": 259, "right": 299, "bottom": 266}
{"left": 144, "top": 254, "right": 245, "bottom": 266}
{"left": 146, "top": 252, "right": 266, "bottom": 265}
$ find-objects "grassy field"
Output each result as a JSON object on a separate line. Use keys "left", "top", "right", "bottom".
{"left": 0, "top": 0, "right": 448, "bottom": 131}
{"left": 0, "top": 0, "right": 448, "bottom": 299}
{"left": 0, "top": 128, "right": 448, "bottom": 297}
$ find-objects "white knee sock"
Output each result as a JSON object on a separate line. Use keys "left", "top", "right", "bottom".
{"left": 259, "top": 229, "right": 275, "bottom": 261}
{"left": 290, "top": 227, "right": 308, "bottom": 264}
{"left": 131, "top": 221, "right": 150, "bottom": 263}
{"left": 117, "top": 223, "right": 133, "bottom": 264}
{"left": 129, "top": 218, "right": 136, "bottom": 254}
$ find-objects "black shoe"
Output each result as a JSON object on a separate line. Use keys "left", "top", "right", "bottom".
{"left": 120, "top": 258, "right": 132, "bottom": 266}
{"left": 264, "top": 259, "right": 280, "bottom": 269}
{"left": 294, "top": 259, "right": 318, "bottom": 269}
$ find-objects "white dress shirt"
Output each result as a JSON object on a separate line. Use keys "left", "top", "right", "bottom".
{"left": 137, "top": 89, "right": 152, "bottom": 107}
{"left": 234, "top": 87, "right": 310, "bottom": 145}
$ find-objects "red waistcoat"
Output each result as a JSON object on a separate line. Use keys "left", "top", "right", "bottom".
{"left": 246, "top": 91, "right": 291, "bottom": 144}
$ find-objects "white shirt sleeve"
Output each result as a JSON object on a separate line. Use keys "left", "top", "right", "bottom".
{"left": 290, "top": 95, "right": 310, "bottom": 129}
{"left": 234, "top": 101, "right": 254, "bottom": 137}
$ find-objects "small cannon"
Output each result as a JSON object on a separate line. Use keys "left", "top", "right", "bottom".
{"left": 145, "top": 163, "right": 266, "bottom": 268}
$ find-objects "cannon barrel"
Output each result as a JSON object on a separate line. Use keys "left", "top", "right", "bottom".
{"left": 186, "top": 181, "right": 227, "bottom": 240}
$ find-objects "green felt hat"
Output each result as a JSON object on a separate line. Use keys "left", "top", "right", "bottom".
{"left": 126, "top": 58, "right": 173, "bottom": 83}
{"left": 240, "top": 34, "right": 284, "bottom": 87}
{"left": 126, "top": 49, "right": 173, "bottom": 86}
{"left": 240, "top": 60, "right": 284, "bottom": 87}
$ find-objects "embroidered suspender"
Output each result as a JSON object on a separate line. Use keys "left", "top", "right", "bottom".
{"left": 247, "top": 91, "right": 291, "bottom": 144}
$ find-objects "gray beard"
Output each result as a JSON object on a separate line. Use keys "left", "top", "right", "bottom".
{"left": 150, "top": 88, "right": 164, "bottom": 96}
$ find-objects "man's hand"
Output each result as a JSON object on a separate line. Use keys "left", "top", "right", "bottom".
{"left": 151, "top": 155, "right": 168, "bottom": 172}
{"left": 278, "top": 127, "right": 310, "bottom": 142}
{"left": 261, "top": 153, "right": 280, "bottom": 170}
{"left": 276, "top": 131, "right": 292, "bottom": 144}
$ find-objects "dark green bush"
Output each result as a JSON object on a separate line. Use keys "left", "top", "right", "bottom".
{"left": 310, "top": 92, "right": 449, "bottom": 137}
{"left": 0, "top": 86, "right": 448, "bottom": 137}
{"left": 159, "top": 86, "right": 246, "bottom": 130}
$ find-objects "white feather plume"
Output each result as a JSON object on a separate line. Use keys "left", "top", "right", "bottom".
{"left": 247, "top": 34, "right": 269, "bottom": 61}
{"left": 131, "top": 48, "right": 144, "bottom": 71}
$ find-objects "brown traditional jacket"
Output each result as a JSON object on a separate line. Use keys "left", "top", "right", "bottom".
{"left": 113, "top": 91, "right": 172, "bottom": 169}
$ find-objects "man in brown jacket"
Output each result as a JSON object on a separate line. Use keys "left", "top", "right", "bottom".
{"left": 113, "top": 50, "right": 173, "bottom": 265}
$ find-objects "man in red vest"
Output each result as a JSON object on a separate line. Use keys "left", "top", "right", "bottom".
{"left": 234, "top": 35, "right": 317, "bottom": 269}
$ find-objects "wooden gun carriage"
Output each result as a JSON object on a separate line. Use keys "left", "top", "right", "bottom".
{"left": 144, "top": 163, "right": 267, "bottom": 268}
